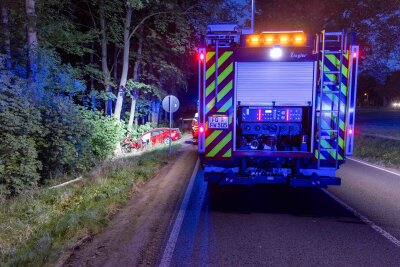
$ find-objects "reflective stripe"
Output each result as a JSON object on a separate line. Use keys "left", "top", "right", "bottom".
{"left": 218, "top": 63, "right": 233, "bottom": 85}
{"left": 206, "top": 52, "right": 215, "bottom": 63}
{"left": 206, "top": 130, "right": 222, "bottom": 147}
{"left": 206, "top": 97, "right": 215, "bottom": 113}
{"left": 217, "top": 81, "right": 233, "bottom": 100}
{"left": 218, "top": 98, "right": 233, "bottom": 113}
{"left": 206, "top": 81, "right": 215, "bottom": 97}
{"left": 204, "top": 50, "right": 234, "bottom": 159}
{"left": 222, "top": 148, "right": 232, "bottom": 158}
{"left": 217, "top": 51, "right": 233, "bottom": 68}
{"left": 206, "top": 64, "right": 215, "bottom": 80}
{"left": 206, "top": 132, "right": 232, "bottom": 157}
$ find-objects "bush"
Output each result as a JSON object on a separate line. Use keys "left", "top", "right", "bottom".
{"left": 36, "top": 94, "right": 93, "bottom": 178}
{"left": 137, "top": 122, "right": 154, "bottom": 134}
{"left": 0, "top": 71, "right": 43, "bottom": 195}
{"left": 81, "top": 109, "right": 125, "bottom": 160}
{"left": 0, "top": 57, "right": 125, "bottom": 196}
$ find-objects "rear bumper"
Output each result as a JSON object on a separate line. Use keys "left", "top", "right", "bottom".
{"left": 204, "top": 169, "right": 340, "bottom": 188}
{"left": 234, "top": 151, "right": 313, "bottom": 158}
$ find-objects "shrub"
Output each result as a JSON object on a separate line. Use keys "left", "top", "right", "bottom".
{"left": 81, "top": 109, "right": 125, "bottom": 160}
{"left": 137, "top": 122, "right": 154, "bottom": 134}
{"left": 0, "top": 56, "right": 125, "bottom": 196}
{"left": 0, "top": 71, "right": 43, "bottom": 195}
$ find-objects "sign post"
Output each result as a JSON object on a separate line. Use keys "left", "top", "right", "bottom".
{"left": 162, "top": 95, "right": 180, "bottom": 153}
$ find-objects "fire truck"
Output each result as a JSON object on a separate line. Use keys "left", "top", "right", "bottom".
{"left": 197, "top": 24, "right": 359, "bottom": 188}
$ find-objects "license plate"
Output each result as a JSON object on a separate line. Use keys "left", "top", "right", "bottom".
{"left": 209, "top": 115, "right": 229, "bottom": 129}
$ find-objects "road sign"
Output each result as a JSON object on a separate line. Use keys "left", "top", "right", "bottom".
{"left": 162, "top": 95, "right": 180, "bottom": 113}
{"left": 162, "top": 95, "right": 180, "bottom": 154}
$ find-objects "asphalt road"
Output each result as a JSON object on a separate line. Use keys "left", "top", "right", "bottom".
{"left": 162, "top": 158, "right": 400, "bottom": 266}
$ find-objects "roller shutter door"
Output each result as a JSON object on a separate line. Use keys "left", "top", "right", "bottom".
{"left": 236, "top": 62, "right": 314, "bottom": 106}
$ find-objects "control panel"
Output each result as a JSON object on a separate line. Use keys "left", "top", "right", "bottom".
{"left": 242, "top": 123, "right": 302, "bottom": 135}
{"left": 242, "top": 107, "right": 302, "bottom": 122}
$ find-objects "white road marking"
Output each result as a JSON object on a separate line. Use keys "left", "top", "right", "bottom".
{"left": 322, "top": 189, "right": 400, "bottom": 248}
{"left": 348, "top": 157, "right": 400, "bottom": 177}
{"left": 159, "top": 158, "right": 200, "bottom": 267}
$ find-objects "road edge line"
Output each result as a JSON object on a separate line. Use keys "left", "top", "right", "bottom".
{"left": 348, "top": 157, "right": 400, "bottom": 177}
{"left": 159, "top": 158, "right": 200, "bottom": 267}
{"left": 322, "top": 189, "right": 400, "bottom": 248}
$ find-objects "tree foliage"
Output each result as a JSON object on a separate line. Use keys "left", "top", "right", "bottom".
{"left": 256, "top": 0, "right": 400, "bottom": 81}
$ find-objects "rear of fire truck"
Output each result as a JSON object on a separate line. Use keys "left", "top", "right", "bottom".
{"left": 197, "top": 24, "right": 359, "bottom": 188}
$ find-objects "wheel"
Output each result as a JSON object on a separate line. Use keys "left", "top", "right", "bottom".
{"left": 163, "top": 137, "right": 171, "bottom": 145}
{"left": 141, "top": 141, "right": 149, "bottom": 151}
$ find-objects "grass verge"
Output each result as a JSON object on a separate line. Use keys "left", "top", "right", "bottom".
{"left": 354, "top": 135, "right": 400, "bottom": 171}
{"left": 0, "top": 144, "right": 181, "bottom": 266}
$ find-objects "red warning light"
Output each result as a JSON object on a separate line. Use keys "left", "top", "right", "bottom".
{"left": 348, "top": 129, "right": 353, "bottom": 135}
{"left": 199, "top": 126, "right": 204, "bottom": 133}
{"left": 199, "top": 53, "right": 205, "bottom": 61}
{"left": 353, "top": 52, "right": 357, "bottom": 58}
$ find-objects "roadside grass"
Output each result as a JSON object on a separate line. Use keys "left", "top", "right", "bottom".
{"left": 354, "top": 135, "right": 400, "bottom": 170}
{"left": 353, "top": 109, "right": 400, "bottom": 170}
{"left": 0, "top": 144, "right": 180, "bottom": 267}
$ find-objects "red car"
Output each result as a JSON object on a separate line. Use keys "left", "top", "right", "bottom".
{"left": 141, "top": 128, "right": 182, "bottom": 146}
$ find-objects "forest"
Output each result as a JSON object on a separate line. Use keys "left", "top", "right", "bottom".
{"left": 0, "top": 0, "right": 399, "bottom": 196}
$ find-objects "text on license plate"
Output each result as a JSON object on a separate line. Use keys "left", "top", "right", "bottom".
{"left": 209, "top": 116, "right": 229, "bottom": 129}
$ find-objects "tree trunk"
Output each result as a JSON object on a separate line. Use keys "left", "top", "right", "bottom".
{"left": 26, "top": 0, "right": 37, "bottom": 80}
{"left": 114, "top": 5, "right": 132, "bottom": 119}
{"left": 113, "top": 45, "right": 118, "bottom": 82}
{"left": 151, "top": 97, "right": 160, "bottom": 125}
{"left": 1, "top": 3, "right": 11, "bottom": 69}
{"left": 90, "top": 42, "right": 96, "bottom": 111}
{"left": 127, "top": 92, "right": 137, "bottom": 131}
{"left": 109, "top": 44, "right": 119, "bottom": 115}
{"left": 155, "top": 100, "right": 161, "bottom": 125}
{"left": 99, "top": 0, "right": 112, "bottom": 115}
{"left": 127, "top": 27, "right": 143, "bottom": 131}
{"left": 151, "top": 98, "right": 156, "bottom": 124}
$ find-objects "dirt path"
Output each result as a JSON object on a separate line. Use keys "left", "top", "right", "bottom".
{"left": 61, "top": 140, "right": 197, "bottom": 267}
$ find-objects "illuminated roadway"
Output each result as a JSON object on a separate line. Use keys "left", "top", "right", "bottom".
{"left": 160, "top": 158, "right": 400, "bottom": 266}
